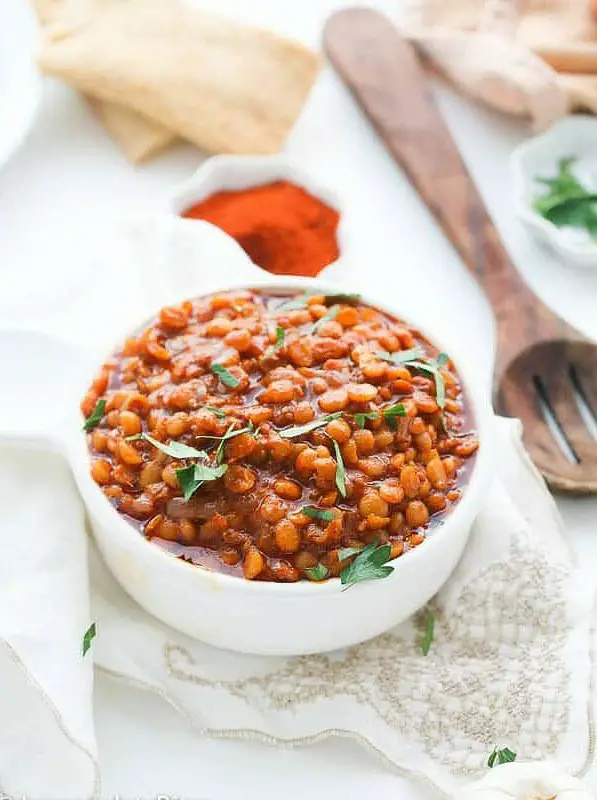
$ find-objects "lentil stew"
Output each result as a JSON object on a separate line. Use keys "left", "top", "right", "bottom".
{"left": 82, "top": 289, "right": 479, "bottom": 583}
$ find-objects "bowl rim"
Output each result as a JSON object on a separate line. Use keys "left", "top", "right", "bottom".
{"left": 71, "top": 274, "right": 494, "bottom": 596}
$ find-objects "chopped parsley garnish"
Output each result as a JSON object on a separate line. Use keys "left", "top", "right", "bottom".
{"left": 306, "top": 563, "right": 329, "bottom": 581}
{"left": 340, "top": 540, "right": 393, "bottom": 589}
{"left": 311, "top": 305, "right": 339, "bottom": 334}
{"left": 279, "top": 412, "right": 342, "bottom": 438}
{"left": 140, "top": 434, "right": 208, "bottom": 460}
{"left": 354, "top": 402, "right": 406, "bottom": 429}
{"left": 210, "top": 362, "right": 240, "bottom": 388}
{"left": 337, "top": 545, "right": 364, "bottom": 561}
{"left": 377, "top": 349, "right": 449, "bottom": 409}
{"left": 383, "top": 402, "right": 407, "bottom": 419}
{"left": 276, "top": 293, "right": 313, "bottom": 312}
{"left": 534, "top": 156, "right": 597, "bottom": 239}
{"left": 176, "top": 462, "right": 228, "bottom": 502}
{"left": 421, "top": 611, "right": 435, "bottom": 656}
{"left": 82, "top": 399, "right": 106, "bottom": 431}
{"left": 303, "top": 506, "right": 335, "bottom": 521}
{"left": 377, "top": 347, "right": 424, "bottom": 366}
{"left": 354, "top": 411, "right": 378, "bottom": 429}
{"left": 273, "top": 325, "right": 285, "bottom": 351}
{"left": 331, "top": 439, "right": 347, "bottom": 498}
{"left": 277, "top": 292, "right": 361, "bottom": 314}
{"left": 206, "top": 405, "right": 226, "bottom": 419}
{"left": 324, "top": 293, "right": 361, "bottom": 305}
{"left": 82, "top": 622, "right": 96, "bottom": 656}
{"left": 487, "top": 747, "right": 517, "bottom": 768}
{"left": 214, "top": 423, "right": 254, "bottom": 464}
{"left": 265, "top": 325, "right": 285, "bottom": 357}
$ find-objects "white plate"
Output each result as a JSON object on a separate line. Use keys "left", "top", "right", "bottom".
{"left": 0, "top": 0, "right": 40, "bottom": 171}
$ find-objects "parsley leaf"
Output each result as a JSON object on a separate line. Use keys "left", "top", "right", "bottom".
{"left": 534, "top": 157, "right": 597, "bottom": 240}
{"left": 211, "top": 362, "right": 240, "bottom": 388}
{"left": 214, "top": 423, "right": 254, "bottom": 464}
{"left": 176, "top": 462, "right": 228, "bottom": 502}
{"left": 206, "top": 405, "right": 226, "bottom": 419}
{"left": 377, "top": 347, "right": 424, "bottom": 366}
{"left": 276, "top": 293, "right": 313, "bottom": 312}
{"left": 487, "top": 747, "right": 517, "bottom": 768}
{"left": 383, "top": 402, "right": 406, "bottom": 419}
{"left": 311, "top": 305, "right": 339, "bottom": 334}
{"left": 82, "top": 399, "right": 106, "bottom": 431}
{"left": 337, "top": 545, "right": 364, "bottom": 561}
{"left": 265, "top": 325, "right": 285, "bottom": 357}
{"left": 303, "top": 506, "right": 335, "bottom": 521}
{"left": 377, "top": 350, "right": 449, "bottom": 409}
{"left": 421, "top": 611, "right": 435, "bottom": 656}
{"left": 141, "top": 433, "right": 208, "bottom": 460}
{"left": 82, "top": 622, "right": 96, "bottom": 656}
{"left": 276, "top": 293, "right": 360, "bottom": 314}
{"left": 354, "top": 403, "right": 405, "bottom": 430}
{"left": 331, "top": 439, "right": 347, "bottom": 498}
{"left": 306, "top": 563, "right": 329, "bottom": 581}
{"left": 324, "top": 293, "right": 361, "bottom": 305}
{"left": 340, "top": 540, "right": 394, "bottom": 589}
{"left": 354, "top": 411, "right": 378, "bottom": 429}
{"left": 279, "top": 412, "right": 342, "bottom": 438}
{"left": 273, "top": 325, "right": 285, "bottom": 351}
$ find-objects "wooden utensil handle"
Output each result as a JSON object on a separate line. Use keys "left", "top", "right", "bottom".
{"left": 324, "top": 9, "right": 536, "bottom": 329}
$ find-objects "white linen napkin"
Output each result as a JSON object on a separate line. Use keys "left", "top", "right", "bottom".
{"left": 0, "top": 218, "right": 593, "bottom": 800}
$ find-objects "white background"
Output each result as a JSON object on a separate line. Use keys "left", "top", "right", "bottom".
{"left": 3, "top": 0, "right": 597, "bottom": 797}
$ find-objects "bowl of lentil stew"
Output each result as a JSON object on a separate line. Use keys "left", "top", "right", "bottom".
{"left": 76, "top": 280, "right": 492, "bottom": 655}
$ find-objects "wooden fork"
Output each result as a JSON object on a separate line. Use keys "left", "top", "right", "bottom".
{"left": 324, "top": 7, "right": 597, "bottom": 493}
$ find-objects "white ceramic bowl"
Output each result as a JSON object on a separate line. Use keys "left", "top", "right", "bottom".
{"left": 0, "top": 222, "right": 493, "bottom": 656}
{"left": 511, "top": 116, "right": 597, "bottom": 269}
{"left": 167, "top": 154, "right": 352, "bottom": 282}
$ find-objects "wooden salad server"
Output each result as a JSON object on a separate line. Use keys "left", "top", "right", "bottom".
{"left": 324, "top": 7, "right": 597, "bottom": 493}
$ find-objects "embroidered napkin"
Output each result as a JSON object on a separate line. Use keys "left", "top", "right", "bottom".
{"left": 402, "top": 0, "right": 597, "bottom": 130}
{"left": 0, "top": 218, "right": 593, "bottom": 800}
{"left": 34, "top": 0, "right": 320, "bottom": 163}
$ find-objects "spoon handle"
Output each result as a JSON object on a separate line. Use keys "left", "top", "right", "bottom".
{"left": 323, "top": 9, "right": 576, "bottom": 365}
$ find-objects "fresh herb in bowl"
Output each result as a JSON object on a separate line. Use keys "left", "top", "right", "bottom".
{"left": 534, "top": 156, "right": 597, "bottom": 239}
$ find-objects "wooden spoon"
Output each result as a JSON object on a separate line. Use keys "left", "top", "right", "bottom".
{"left": 324, "top": 7, "right": 597, "bottom": 493}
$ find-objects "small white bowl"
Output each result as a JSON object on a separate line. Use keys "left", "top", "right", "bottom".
{"left": 511, "top": 116, "right": 597, "bottom": 269}
{"left": 0, "top": 222, "right": 494, "bottom": 656}
{"left": 167, "top": 154, "right": 351, "bottom": 282}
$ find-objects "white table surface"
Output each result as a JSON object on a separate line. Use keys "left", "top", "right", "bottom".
{"left": 3, "top": 0, "right": 597, "bottom": 797}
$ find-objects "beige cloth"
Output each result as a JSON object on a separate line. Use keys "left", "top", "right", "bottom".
{"left": 34, "top": 0, "right": 320, "bottom": 162}
{"left": 404, "top": 0, "right": 597, "bottom": 130}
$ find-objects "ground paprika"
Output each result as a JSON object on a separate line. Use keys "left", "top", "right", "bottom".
{"left": 181, "top": 180, "right": 340, "bottom": 277}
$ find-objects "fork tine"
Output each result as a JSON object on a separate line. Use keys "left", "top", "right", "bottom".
{"left": 495, "top": 369, "right": 582, "bottom": 483}
{"left": 572, "top": 353, "right": 597, "bottom": 425}
{"left": 495, "top": 344, "right": 597, "bottom": 493}
{"left": 540, "top": 360, "right": 597, "bottom": 464}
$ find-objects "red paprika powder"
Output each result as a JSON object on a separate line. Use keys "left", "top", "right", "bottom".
{"left": 182, "top": 180, "right": 340, "bottom": 277}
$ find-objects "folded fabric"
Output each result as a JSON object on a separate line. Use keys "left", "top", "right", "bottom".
{"left": 0, "top": 217, "right": 593, "bottom": 800}
{"left": 403, "top": 0, "right": 597, "bottom": 128}
{"left": 35, "top": 0, "right": 320, "bottom": 162}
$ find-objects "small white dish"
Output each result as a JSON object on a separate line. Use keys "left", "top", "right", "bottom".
{"left": 0, "top": 0, "right": 41, "bottom": 172}
{"left": 511, "top": 116, "right": 597, "bottom": 269}
{"left": 0, "top": 219, "right": 493, "bottom": 656}
{"left": 167, "top": 154, "right": 351, "bottom": 281}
